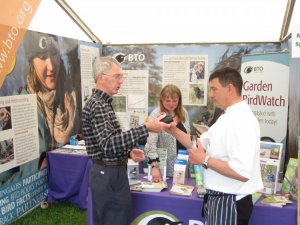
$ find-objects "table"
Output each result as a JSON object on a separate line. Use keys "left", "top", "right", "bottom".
{"left": 47, "top": 151, "right": 92, "bottom": 209}
{"left": 129, "top": 178, "right": 204, "bottom": 224}
{"left": 131, "top": 183, "right": 297, "bottom": 225}
{"left": 249, "top": 199, "right": 297, "bottom": 225}
{"left": 88, "top": 176, "right": 297, "bottom": 225}
{"left": 46, "top": 152, "right": 297, "bottom": 225}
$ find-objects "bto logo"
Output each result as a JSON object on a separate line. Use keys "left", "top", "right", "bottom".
{"left": 131, "top": 211, "right": 182, "bottom": 225}
{"left": 131, "top": 210, "right": 205, "bottom": 225}
{"left": 244, "top": 66, "right": 264, "bottom": 74}
{"left": 244, "top": 66, "right": 253, "bottom": 74}
{"left": 127, "top": 53, "right": 145, "bottom": 62}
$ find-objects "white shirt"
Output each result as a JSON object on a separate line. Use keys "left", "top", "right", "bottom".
{"left": 200, "top": 100, "right": 263, "bottom": 196}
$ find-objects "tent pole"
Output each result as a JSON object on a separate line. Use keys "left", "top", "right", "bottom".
{"left": 55, "top": 0, "right": 101, "bottom": 44}
{"left": 280, "top": 0, "right": 296, "bottom": 41}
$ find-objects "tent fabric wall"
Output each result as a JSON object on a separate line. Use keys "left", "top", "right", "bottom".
{"left": 287, "top": 56, "right": 300, "bottom": 160}
{"left": 28, "top": 0, "right": 300, "bottom": 45}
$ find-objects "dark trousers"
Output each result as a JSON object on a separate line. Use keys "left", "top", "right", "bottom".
{"left": 203, "top": 190, "right": 253, "bottom": 225}
{"left": 89, "top": 164, "right": 131, "bottom": 225}
{"left": 237, "top": 194, "right": 253, "bottom": 225}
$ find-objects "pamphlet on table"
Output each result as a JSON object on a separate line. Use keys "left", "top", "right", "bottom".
{"left": 170, "top": 183, "right": 194, "bottom": 196}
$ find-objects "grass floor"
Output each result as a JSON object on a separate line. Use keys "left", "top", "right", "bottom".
{"left": 10, "top": 202, "right": 87, "bottom": 225}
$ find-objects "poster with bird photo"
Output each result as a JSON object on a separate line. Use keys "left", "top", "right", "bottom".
{"left": 259, "top": 141, "right": 283, "bottom": 194}
{"left": 189, "top": 84, "right": 205, "bottom": 105}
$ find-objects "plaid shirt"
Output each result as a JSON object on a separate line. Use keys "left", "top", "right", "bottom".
{"left": 82, "top": 89, "right": 148, "bottom": 161}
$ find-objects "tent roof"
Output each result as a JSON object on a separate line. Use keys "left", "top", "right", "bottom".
{"left": 29, "top": 0, "right": 300, "bottom": 44}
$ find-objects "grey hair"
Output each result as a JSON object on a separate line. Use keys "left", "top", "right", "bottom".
{"left": 92, "top": 56, "right": 120, "bottom": 83}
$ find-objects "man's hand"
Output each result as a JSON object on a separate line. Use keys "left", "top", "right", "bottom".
{"left": 188, "top": 139, "right": 206, "bottom": 165}
{"left": 130, "top": 148, "right": 145, "bottom": 162}
{"left": 144, "top": 114, "right": 171, "bottom": 133}
{"left": 164, "top": 121, "right": 177, "bottom": 135}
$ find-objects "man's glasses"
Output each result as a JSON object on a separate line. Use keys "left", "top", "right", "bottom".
{"left": 102, "top": 73, "right": 125, "bottom": 81}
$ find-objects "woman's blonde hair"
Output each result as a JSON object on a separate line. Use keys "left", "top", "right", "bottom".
{"left": 159, "top": 84, "right": 186, "bottom": 123}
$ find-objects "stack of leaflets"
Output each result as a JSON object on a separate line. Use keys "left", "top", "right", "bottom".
{"left": 52, "top": 145, "right": 87, "bottom": 155}
{"left": 130, "top": 182, "right": 143, "bottom": 192}
{"left": 173, "top": 159, "right": 188, "bottom": 184}
{"left": 127, "top": 159, "right": 139, "bottom": 179}
{"left": 177, "top": 149, "right": 189, "bottom": 161}
{"left": 129, "top": 184, "right": 142, "bottom": 192}
{"left": 173, "top": 150, "right": 189, "bottom": 184}
{"left": 141, "top": 181, "right": 167, "bottom": 192}
{"left": 170, "top": 183, "right": 194, "bottom": 197}
{"left": 259, "top": 141, "right": 283, "bottom": 194}
{"left": 260, "top": 194, "right": 292, "bottom": 207}
{"left": 130, "top": 180, "right": 168, "bottom": 192}
{"left": 281, "top": 158, "right": 298, "bottom": 200}
{"left": 129, "top": 179, "right": 141, "bottom": 186}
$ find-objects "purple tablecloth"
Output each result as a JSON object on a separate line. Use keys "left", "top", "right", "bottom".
{"left": 88, "top": 176, "right": 297, "bottom": 225}
{"left": 46, "top": 152, "right": 296, "bottom": 225}
{"left": 47, "top": 151, "right": 92, "bottom": 209}
{"left": 130, "top": 178, "right": 204, "bottom": 224}
{"left": 130, "top": 178, "right": 297, "bottom": 225}
{"left": 249, "top": 198, "right": 297, "bottom": 225}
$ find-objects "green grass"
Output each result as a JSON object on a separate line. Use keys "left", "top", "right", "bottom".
{"left": 10, "top": 202, "right": 87, "bottom": 225}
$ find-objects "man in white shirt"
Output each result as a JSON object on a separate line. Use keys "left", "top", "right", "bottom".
{"left": 168, "top": 67, "right": 263, "bottom": 225}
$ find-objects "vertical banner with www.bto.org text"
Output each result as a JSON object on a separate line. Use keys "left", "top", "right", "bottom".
{"left": 241, "top": 52, "right": 289, "bottom": 180}
{"left": 0, "top": 0, "right": 41, "bottom": 88}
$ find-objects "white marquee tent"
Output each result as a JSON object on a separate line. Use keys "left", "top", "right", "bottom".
{"left": 0, "top": 2, "right": 299, "bottom": 224}
{"left": 29, "top": 0, "right": 300, "bottom": 44}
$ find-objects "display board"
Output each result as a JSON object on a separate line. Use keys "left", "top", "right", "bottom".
{"left": 103, "top": 44, "right": 285, "bottom": 135}
{"left": 0, "top": 29, "right": 100, "bottom": 224}
{"left": 241, "top": 52, "right": 289, "bottom": 181}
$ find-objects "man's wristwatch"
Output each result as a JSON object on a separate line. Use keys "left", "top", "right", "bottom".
{"left": 202, "top": 155, "right": 210, "bottom": 169}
